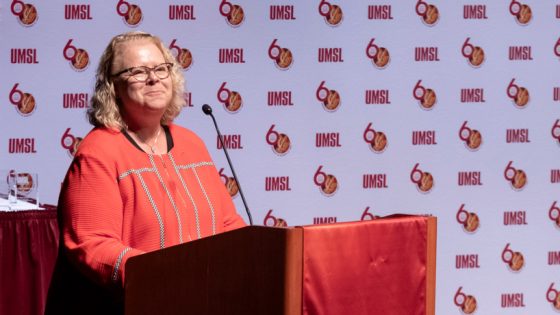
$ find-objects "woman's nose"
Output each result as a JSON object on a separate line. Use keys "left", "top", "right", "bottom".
{"left": 145, "top": 70, "right": 159, "bottom": 84}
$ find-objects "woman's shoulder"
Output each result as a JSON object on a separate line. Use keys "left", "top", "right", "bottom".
{"left": 168, "top": 123, "right": 213, "bottom": 158}
{"left": 75, "top": 127, "right": 124, "bottom": 157}
{"left": 169, "top": 123, "right": 196, "bottom": 136}
{"left": 168, "top": 123, "right": 205, "bottom": 145}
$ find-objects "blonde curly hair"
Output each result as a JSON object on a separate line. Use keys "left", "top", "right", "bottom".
{"left": 88, "top": 31, "right": 185, "bottom": 129}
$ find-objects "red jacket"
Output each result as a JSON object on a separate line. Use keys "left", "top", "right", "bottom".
{"left": 46, "top": 124, "right": 246, "bottom": 314}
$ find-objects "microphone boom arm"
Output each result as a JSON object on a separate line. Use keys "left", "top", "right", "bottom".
{"left": 203, "top": 104, "right": 254, "bottom": 226}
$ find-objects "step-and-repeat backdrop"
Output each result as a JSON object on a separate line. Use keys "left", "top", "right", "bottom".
{"left": 1, "top": 0, "right": 560, "bottom": 313}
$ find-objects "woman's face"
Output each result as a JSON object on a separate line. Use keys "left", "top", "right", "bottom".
{"left": 113, "top": 39, "right": 173, "bottom": 121}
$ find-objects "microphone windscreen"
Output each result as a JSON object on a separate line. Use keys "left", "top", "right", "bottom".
{"left": 202, "top": 104, "right": 213, "bottom": 115}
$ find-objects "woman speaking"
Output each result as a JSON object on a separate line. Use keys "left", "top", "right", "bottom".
{"left": 46, "top": 31, "right": 246, "bottom": 314}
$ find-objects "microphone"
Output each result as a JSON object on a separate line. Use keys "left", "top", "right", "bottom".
{"left": 202, "top": 104, "right": 253, "bottom": 226}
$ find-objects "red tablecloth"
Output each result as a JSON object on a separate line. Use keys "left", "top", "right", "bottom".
{"left": 302, "top": 216, "right": 436, "bottom": 315}
{"left": 0, "top": 208, "right": 59, "bottom": 315}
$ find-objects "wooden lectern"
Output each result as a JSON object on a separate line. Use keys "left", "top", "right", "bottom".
{"left": 125, "top": 215, "right": 436, "bottom": 315}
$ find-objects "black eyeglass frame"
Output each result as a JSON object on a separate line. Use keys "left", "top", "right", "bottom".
{"left": 111, "top": 62, "right": 174, "bottom": 81}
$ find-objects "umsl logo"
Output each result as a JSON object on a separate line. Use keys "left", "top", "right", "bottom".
{"left": 461, "top": 38, "right": 485, "bottom": 68}
{"left": 506, "top": 78, "right": 530, "bottom": 108}
{"left": 169, "top": 39, "right": 193, "bottom": 70}
{"left": 316, "top": 81, "right": 340, "bottom": 112}
{"left": 168, "top": 4, "right": 195, "bottom": 20}
{"left": 366, "top": 38, "right": 390, "bottom": 69}
{"left": 313, "top": 165, "right": 338, "bottom": 196}
{"left": 60, "top": 128, "right": 83, "bottom": 157}
{"left": 459, "top": 121, "right": 482, "bottom": 151}
{"left": 9, "top": 83, "right": 36, "bottom": 116}
{"left": 219, "top": 0, "right": 244, "bottom": 27}
{"left": 546, "top": 283, "right": 560, "bottom": 310}
{"left": 269, "top": 5, "right": 295, "bottom": 20}
{"left": 552, "top": 169, "right": 560, "bottom": 184}
{"left": 266, "top": 125, "right": 291, "bottom": 156}
{"left": 10, "top": 48, "right": 38, "bottom": 64}
{"left": 63, "top": 39, "right": 89, "bottom": 71}
{"left": 363, "top": 123, "right": 387, "bottom": 153}
{"left": 116, "top": 0, "right": 143, "bottom": 27}
{"left": 504, "top": 161, "right": 527, "bottom": 190}
{"left": 551, "top": 120, "right": 560, "bottom": 145}
{"left": 219, "top": 168, "right": 238, "bottom": 198}
{"left": 183, "top": 92, "right": 193, "bottom": 107}
{"left": 454, "top": 287, "right": 477, "bottom": 314}
{"left": 413, "top": 80, "right": 437, "bottom": 110}
{"left": 263, "top": 209, "right": 288, "bottom": 227}
{"left": 509, "top": 0, "right": 532, "bottom": 25}
{"left": 412, "top": 130, "right": 437, "bottom": 146}
{"left": 62, "top": 93, "right": 89, "bottom": 109}
{"left": 415, "top": 0, "right": 439, "bottom": 26}
{"left": 6, "top": 171, "right": 36, "bottom": 196}
{"left": 360, "top": 206, "right": 380, "bottom": 221}
{"left": 318, "top": 0, "right": 343, "bottom": 26}
{"left": 10, "top": 0, "right": 38, "bottom": 26}
{"left": 217, "top": 82, "right": 242, "bottom": 113}
{"left": 8, "top": 138, "right": 36, "bottom": 154}
{"left": 64, "top": 4, "right": 92, "bottom": 20}
{"left": 313, "top": 217, "right": 337, "bottom": 224}
{"left": 456, "top": 204, "right": 480, "bottom": 233}
{"left": 268, "top": 39, "right": 293, "bottom": 70}
{"left": 501, "top": 243, "right": 525, "bottom": 272}
{"left": 410, "top": 163, "right": 434, "bottom": 193}
{"left": 549, "top": 201, "right": 560, "bottom": 229}
{"left": 555, "top": 38, "right": 560, "bottom": 59}
{"left": 463, "top": 4, "right": 487, "bottom": 19}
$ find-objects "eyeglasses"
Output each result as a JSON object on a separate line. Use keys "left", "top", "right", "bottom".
{"left": 112, "top": 62, "right": 173, "bottom": 82}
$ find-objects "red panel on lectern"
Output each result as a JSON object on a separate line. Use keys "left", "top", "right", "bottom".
{"left": 302, "top": 216, "right": 429, "bottom": 315}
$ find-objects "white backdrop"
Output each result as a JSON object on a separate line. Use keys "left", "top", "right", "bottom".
{"left": 1, "top": 1, "right": 560, "bottom": 313}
